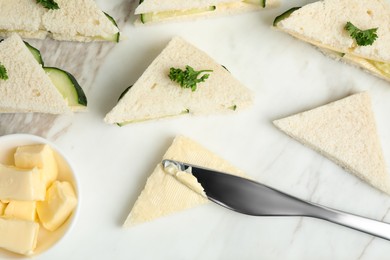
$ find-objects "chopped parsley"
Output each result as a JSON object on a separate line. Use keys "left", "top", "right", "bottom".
{"left": 36, "top": 0, "right": 59, "bottom": 10}
{"left": 0, "top": 63, "right": 8, "bottom": 80}
{"left": 169, "top": 65, "right": 212, "bottom": 91}
{"left": 345, "top": 22, "right": 378, "bottom": 46}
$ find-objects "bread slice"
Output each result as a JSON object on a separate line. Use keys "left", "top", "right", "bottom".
{"left": 274, "top": 0, "right": 390, "bottom": 82}
{"left": 0, "top": 0, "right": 119, "bottom": 42}
{"left": 0, "top": 34, "right": 69, "bottom": 114}
{"left": 273, "top": 92, "right": 390, "bottom": 194}
{"left": 104, "top": 37, "right": 253, "bottom": 125}
{"left": 0, "top": 0, "right": 46, "bottom": 38}
{"left": 135, "top": 0, "right": 280, "bottom": 24}
{"left": 124, "top": 136, "right": 246, "bottom": 227}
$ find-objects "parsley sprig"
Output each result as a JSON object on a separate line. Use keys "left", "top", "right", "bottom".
{"left": 169, "top": 65, "right": 213, "bottom": 91}
{"left": 345, "top": 22, "right": 378, "bottom": 46}
{"left": 0, "top": 63, "right": 8, "bottom": 80}
{"left": 36, "top": 0, "right": 59, "bottom": 10}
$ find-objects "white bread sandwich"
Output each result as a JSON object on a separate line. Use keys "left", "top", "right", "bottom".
{"left": 124, "top": 136, "right": 246, "bottom": 227}
{"left": 273, "top": 0, "right": 390, "bottom": 83}
{"left": 135, "top": 0, "right": 280, "bottom": 24}
{"left": 0, "top": 0, "right": 119, "bottom": 42}
{"left": 104, "top": 37, "right": 253, "bottom": 125}
{"left": 0, "top": 34, "right": 87, "bottom": 114}
{"left": 273, "top": 92, "right": 390, "bottom": 195}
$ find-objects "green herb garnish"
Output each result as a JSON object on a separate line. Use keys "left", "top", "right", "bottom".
{"left": 36, "top": 0, "right": 59, "bottom": 10}
{"left": 345, "top": 22, "right": 378, "bottom": 46}
{"left": 169, "top": 65, "right": 213, "bottom": 91}
{"left": 0, "top": 63, "right": 8, "bottom": 80}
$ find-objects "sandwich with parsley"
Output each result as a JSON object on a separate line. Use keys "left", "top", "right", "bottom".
{"left": 273, "top": 0, "right": 390, "bottom": 83}
{"left": 135, "top": 0, "right": 280, "bottom": 24}
{"left": 0, "top": 34, "right": 87, "bottom": 113}
{"left": 0, "top": 0, "right": 119, "bottom": 42}
{"left": 104, "top": 37, "right": 253, "bottom": 125}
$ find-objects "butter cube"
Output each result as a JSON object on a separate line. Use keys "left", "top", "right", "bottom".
{"left": 37, "top": 181, "right": 77, "bottom": 231}
{"left": 0, "top": 217, "right": 39, "bottom": 255}
{"left": 14, "top": 144, "right": 58, "bottom": 188}
{"left": 4, "top": 201, "right": 36, "bottom": 221}
{"left": 0, "top": 202, "right": 6, "bottom": 215}
{"left": 0, "top": 163, "right": 46, "bottom": 201}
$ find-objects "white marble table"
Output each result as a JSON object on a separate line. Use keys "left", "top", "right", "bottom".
{"left": 1, "top": 0, "right": 390, "bottom": 259}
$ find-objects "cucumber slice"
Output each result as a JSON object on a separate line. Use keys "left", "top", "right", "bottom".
{"left": 20, "top": 42, "right": 87, "bottom": 110}
{"left": 24, "top": 41, "right": 44, "bottom": 66}
{"left": 141, "top": 6, "right": 216, "bottom": 24}
{"left": 116, "top": 109, "right": 190, "bottom": 126}
{"left": 243, "top": 0, "right": 266, "bottom": 8}
{"left": 370, "top": 61, "right": 390, "bottom": 78}
{"left": 221, "top": 65, "right": 230, "bottom": 72}
{"left": 229, "top": 105, "right": 237, "bottom": 111}
{"left": 44, "top": 67, "right": 87, "bottom": 109}
{"left": 273, "top": 7, "right": 301, "bottom": 26}
{"left": 103, "top": 12, "right": 120, "bottom": 43}
{"left": 118, "top": 85, "right": 133, "bottom": 102}
{"left": 115, "top": 86, "right": 191, "bottom": 126}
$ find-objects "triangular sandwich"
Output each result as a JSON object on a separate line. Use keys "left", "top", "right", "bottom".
{"left": 0, "top": 0, "right": 119, "bottom": 42}
{"left": 124, "top": 136, "right": 246, "bottom": 227}
{"left": 104, "top": 37, "right": 253, "bottom": 125}
{"left": 273, "top": 0, "right": 390, "bottom": 83}
{"left": 0, "top": 34, "right": 87, "bottom": 113}
{"left": 135, "top": 0, "right": 280, "bottom": 24}
{"left": 273, "top": 92, "right": 390, "bottom": 194}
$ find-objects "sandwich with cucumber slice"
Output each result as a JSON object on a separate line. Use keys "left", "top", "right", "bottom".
{"left": 104, "top": 37, "right": 253, "bottom": 125}
{"left": 0, "top": 34, "right": 87, "bottom": 114}
{"left": 0, "top": 0, "right": 120, "bottom": 42}
{"left": 273, "top": 0, "right": 390, "bottom": 83}
{"left": 135, "top": 0, "right": 280, "bottom": 24}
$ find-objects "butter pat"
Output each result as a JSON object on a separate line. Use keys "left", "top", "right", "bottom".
{"left": 0, "top": 202, "right": 6, "bottom": 215}
{"left": 14, "top": 144, "right": 58, "bottom": 188}
{"left": 37, "top": 181, "right": 77, "bottom": 231}
{"left": 0, "top": 163, "right": 46, "bottom": 201}
{"left": 164, "top": 165, "right": 206, "bottom": 197}
{"left": 0, "top": 217, "right": 39, "bottom": 256}
{"left": 4, "top": 201, "right": 36, "bottom": 221}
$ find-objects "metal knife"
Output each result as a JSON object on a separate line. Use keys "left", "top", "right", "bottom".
{"left": 162, "top": 159, "right": 390, "bottom": 241}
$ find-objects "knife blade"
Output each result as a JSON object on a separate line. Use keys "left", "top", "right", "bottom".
{"left": 162, "top": 159, "right": 390, "bottom": 241}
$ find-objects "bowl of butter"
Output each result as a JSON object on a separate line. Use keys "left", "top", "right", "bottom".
{"left": 0, "top": 134, "right": 79, "bottom": 257}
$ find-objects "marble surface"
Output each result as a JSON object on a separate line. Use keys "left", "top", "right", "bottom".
{"left": 1, "top": 0, "right": 390, "bottom": 259}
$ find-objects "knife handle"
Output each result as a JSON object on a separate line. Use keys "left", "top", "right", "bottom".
{"left": 309, "top": 203, "right": 390, "bottom": 240}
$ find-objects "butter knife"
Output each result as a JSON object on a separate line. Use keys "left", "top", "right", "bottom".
{"left": 162, "top": 159, "right": 390, "bottom": 241}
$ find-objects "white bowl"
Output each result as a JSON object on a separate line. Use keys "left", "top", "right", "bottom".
{"left": 0, "top": 134, "right": 80, "bottom": 257}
